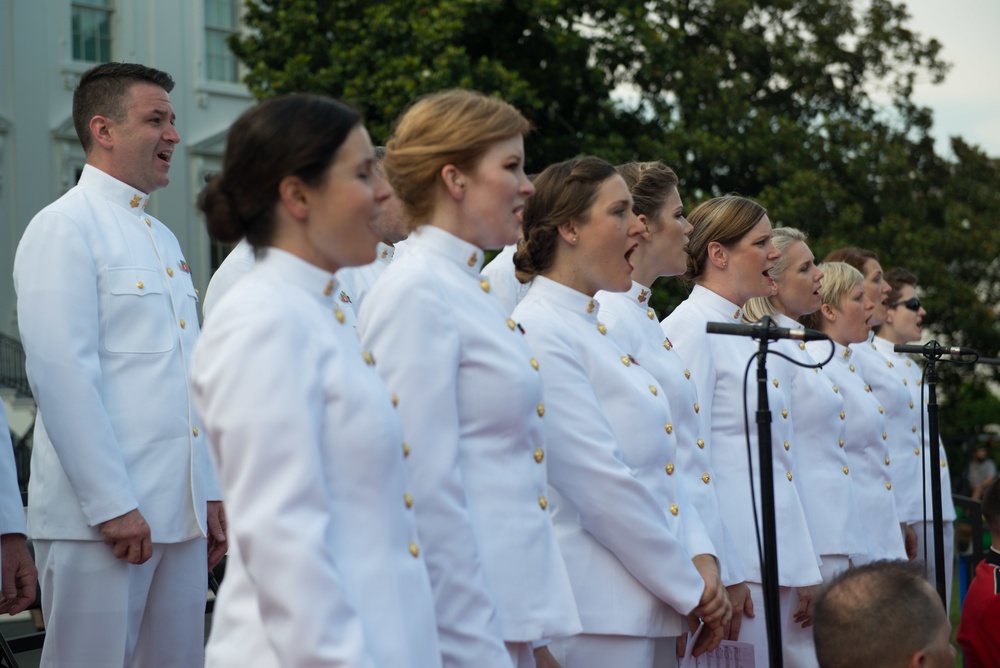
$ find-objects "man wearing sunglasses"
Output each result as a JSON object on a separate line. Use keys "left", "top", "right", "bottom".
{"left": 873, "top": 266, "right": 957, "bottom": 616}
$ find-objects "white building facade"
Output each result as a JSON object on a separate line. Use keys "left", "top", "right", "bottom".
{"left": 0, "top": 0, "right": 254, "bottom": 339}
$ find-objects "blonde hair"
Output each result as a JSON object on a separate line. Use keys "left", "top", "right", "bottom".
{"left": 383, "top": 89, "right": 530, "bottom": 229}
{"left": 685, "top": 195, "right": 766, "bottom": 284}
{"left": 742, "top": 227, "right": 809, "bottom": 323}
{"left": 800, "top": 262, "right": 864, "bottom": 330}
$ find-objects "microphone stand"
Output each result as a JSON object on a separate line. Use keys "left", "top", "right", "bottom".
{"left": 905, "top": 342, "right": 951, "bottom": 605}
{"left": 707, "top": 316, "right": 825, "bottom": 666}
{"left": 753, "top": 321, "right": 783, "bottom": 668}
{"left": 925, "top": 352, "right": 947, "bottom": 605}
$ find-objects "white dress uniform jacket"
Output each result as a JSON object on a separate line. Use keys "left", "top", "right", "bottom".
{"left": 203, "top": 239, "right": 362, "bottom": 328}
{"left": 339, "top": 240, "right": 404, "bottom": 313}
{"left": 851, "top": 335, "right": 925, "bottom": 523}
{"left": 0, "top": 400, "right": 26, "bottom": 537}
{"left": 201, "top": 238, "right": 255, "bottom": 321}
{"left": 872, "top": 336, "right": 957, "bottom": 522}
{"left": 13, "top": 164, "right": 219, "bottom": 542}
{"left": 480, "top": 243, "right": 529, "bottom": 315}
{"left": 598, "top": 281, "right": 744, "bottom": 585}
{"left": 770, "top": 314, "right": 866, "bottom": 560}
{"left": 873, "top": 336, "right": 956, "bottom": 608}
{"left": 662, "top": 285, "right": 822, "bottom": 587}
{"left": 513, "top": 276, "right": 705, "bottom": 638}
{"left": 358, "top": 226, "right": 580, "bottom": 667}
{"left": 806, "top": 340, "right": 906, "bottom": 563}
{"left": 192, "top": 248, "right": 440, "bottom": 668}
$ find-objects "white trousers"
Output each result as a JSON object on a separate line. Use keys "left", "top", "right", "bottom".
{"left": 507, "top": 641, "right": 536, "bottom": 668}
{"left": 548, "top": 634, "right": 677, "bottom": 668}
{"left": 912, "top": 520, "right": 955, "bottom": 613}
{"left": 35, "top": 538, "right": 207, "bottom": 668}
{"left": 817, "top": 554, "right": 851, "bottom": 584}
{"left": 740, "top": 583, "right": 818, "bottom": 668}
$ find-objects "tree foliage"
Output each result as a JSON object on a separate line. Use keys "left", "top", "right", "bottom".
{"left": 233, "top": 0, "right": 1000, "bottom": 436}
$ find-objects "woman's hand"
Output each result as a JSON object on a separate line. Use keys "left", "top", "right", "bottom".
{"left": 723, "top": 581, "right": 754, "bottom": 641}
{"left": 792, "top": 584, "right": 823, "bottom": 628}
{"left": 692, "top": 554, "right": 730, "bottom": 628}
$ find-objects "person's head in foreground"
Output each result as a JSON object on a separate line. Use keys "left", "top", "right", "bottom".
{"left": 813, "top": 560, "right": 955, "bottom": 668}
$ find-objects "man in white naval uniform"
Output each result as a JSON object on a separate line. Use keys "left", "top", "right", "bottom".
{"left": 0, "top": 399, "right": 36, "bottom": 616}
{"left": 13, "top": 62, "right": 226, "bottom": 667}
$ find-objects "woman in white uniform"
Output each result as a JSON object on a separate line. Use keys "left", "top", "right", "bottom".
{"left": 741, "top": 228, "right": 867, "bottom": 589}
{"left": 660, "top": 196, "right": 823, "bottom": 667}
{"left": 191, "top": 95, "right": 441, "bottom": 668}
{"left": 595, "top": 162, "right": 748, "bottom": 638}
{"left": 873, "top": 267, "right": 957, "bottom": 609}
{"left": 512, "top": 156, "right": 729, "bottom": 668}
{"left": 357, "top": 90, "right": 580, "bottom": 668}
{"left": 801, "top": 262, "right": 908, "bottom": 566}
{"left": 824, "top": 248, "right": 922, "bottom": 561}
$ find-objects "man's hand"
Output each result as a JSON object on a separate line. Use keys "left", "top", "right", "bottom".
{"left": 723, "top": 581, "right": 754, "bottom": 641}
{"left": 207, "top": 501, "right": 228, "bottom": 571}
{"left": 100, "top": 508, "right": 152, "bottom": 564}
{"left": 903, "top": 522, "right": 918, "bottom": 561}
{"left": 0, "top": 534, "right": 37, "bottom": 615}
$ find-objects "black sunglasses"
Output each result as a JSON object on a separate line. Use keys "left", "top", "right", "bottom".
{"left": 890, "top": 297, "right": 921, "bottom": 312}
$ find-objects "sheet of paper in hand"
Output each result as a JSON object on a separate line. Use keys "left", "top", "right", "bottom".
{"left": 679, "top": 624, "right": 755, "bottom": 668}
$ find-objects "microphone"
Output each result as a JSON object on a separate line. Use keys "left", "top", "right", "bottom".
{"left": 893, "top": 342, "right": 977, "bottom": 356}
{"left": 706, "top": 321, "right": 829, "bottom": 342}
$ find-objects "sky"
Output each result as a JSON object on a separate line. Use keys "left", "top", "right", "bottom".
{"left": 901, "top": 0, "right": 1000, "bottom": 158}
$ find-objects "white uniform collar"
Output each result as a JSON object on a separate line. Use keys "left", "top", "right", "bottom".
{"left": 773, "top": 312, "right": 800, "bottom": 330}
{"left": 376, "top": 241, "right": 396, "bottom": 262}
{"left": 872, "top": 334, "right": 902, "bottom": 357}
{"left": 834, "top": 340, "right": 853, "bottom": 361}
{"left": 408, "top": 225, "right": 485, "bottom": 275}
{"left": 618, "top": 280, "right": 658, "bottom": 319}
{"left": 690, "top": 283, "right": 744, "bottom": 322}
{"left": 626, "top": 281, "right": 653, "bottom": 306}
{"left": 78, "top": 163, "right": 151, "bottom": 212}
{"left": 530, "top": 276, "right": 601, "bottom": 323}
{"left": 255, "top": 247, "right": 343, "bottom": 309}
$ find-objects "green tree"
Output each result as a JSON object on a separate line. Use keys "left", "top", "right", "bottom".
{"left": 233, "top": 0, "right": 1000, "bottom": 435}
{"left": 232, "top": 0, "right": 643, "bottom": 165}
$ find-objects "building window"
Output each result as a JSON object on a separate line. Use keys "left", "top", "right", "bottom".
{"left": 72, "top": 0, "right": 112, "bottom": 63}
{"left": 205, "top": 0, "right": 238, "bottom": 82}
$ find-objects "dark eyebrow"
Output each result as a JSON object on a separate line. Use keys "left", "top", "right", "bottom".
{"left": 149, "top": 108, "right": 176, "bottom": 123}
